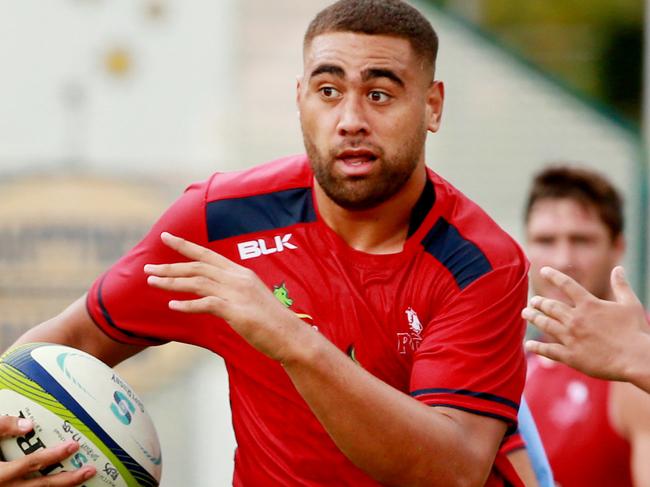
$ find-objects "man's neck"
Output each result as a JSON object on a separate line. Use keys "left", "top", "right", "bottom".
{"left": 314, "top": 168, "right": 427, "bottom": 255}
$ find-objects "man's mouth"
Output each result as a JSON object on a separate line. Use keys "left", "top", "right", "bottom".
{"left": 336, "top": 149, "right": 378, "bottom": 165}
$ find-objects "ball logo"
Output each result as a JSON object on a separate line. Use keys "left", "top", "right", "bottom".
{"left": 71, "top": 452, "right": 89, "bottom": 469}
{"left": 111, "top": 391, "right": 136, "bottom": 425}
{"left": 57, "top": 352, "right": 94, "bottom": 398}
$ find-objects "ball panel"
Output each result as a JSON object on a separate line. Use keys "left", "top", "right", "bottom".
{"left": 30, "top": 345, "right": 162, "bottom": 481}
{"left": 0, "top": 343, "right": 161, "bottom": 487}
{"left": 0, "top": 389, "right": 128, "bottom": 486}
{"left": 0, "top": 364, "right": 141, "bottom": 486}
{"left": 1, "top": 348, "right": 145, "bottom": 486}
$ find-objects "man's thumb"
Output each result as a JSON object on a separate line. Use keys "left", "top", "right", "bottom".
{"left": 611, "top": 266, "right": 639, "bottom": 305}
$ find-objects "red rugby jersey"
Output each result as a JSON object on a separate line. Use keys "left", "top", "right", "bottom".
{"left": 525, "top": 354, "right": 632, "bottom": 487}
{"left": 87, "top": 154, "right": 528, "bottom": 486}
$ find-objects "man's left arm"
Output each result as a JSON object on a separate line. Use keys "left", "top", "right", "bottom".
{"left": 145, "top": 232, "right": 522, "bottom": 486}
{"left": 281, "top": 329, "right": 507, "bottom": 486}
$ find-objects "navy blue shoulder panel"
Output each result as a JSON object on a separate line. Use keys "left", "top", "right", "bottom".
{"left": 421, "top": 217, "right": 493, "bottom": 290}
{"left": 206, "top": 187, "right": 317, "bottom": 242}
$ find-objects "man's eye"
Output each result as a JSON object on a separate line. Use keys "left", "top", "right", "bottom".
{"left": 572, "top": 236, "right": 594, "bottom": 246}
{"left": 368, "top": 91, "right": 390, "bottom": 103}
{"left": 320, "top": 87, "right": 341, "bottom": 98}
{"left": 532, "top": 237, "right": 554, "bottom": 246}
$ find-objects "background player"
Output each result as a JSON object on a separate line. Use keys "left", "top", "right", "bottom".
{"left": 1, "top": 1, "right": 529, "bottom": 485}
{"left": 521, "top": 165, "right": 650, "bottom": 487}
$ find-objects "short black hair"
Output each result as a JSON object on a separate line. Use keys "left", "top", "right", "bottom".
{"left": 525, "top": 164, "right": 624, "bottom": 240}
{"left": 304, "top": 0, "right": 439, "bottom": 76}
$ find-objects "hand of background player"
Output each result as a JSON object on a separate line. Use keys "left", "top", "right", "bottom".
{"left": 522, "top": 266, "right": 650, "bottom": 387}
{"left": 145, "top": 232, "right": 312, "bottom": 363}
{"left": 0, "top": 416, "right": 96, "bottom": 486}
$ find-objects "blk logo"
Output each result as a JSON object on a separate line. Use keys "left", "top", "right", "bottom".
{"left": 238, "top": 233, "right": 298, "bottom": 260}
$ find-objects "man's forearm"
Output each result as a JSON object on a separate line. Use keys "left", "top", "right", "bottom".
{"left": 282, "top": 327, "right": 504, "bottom": 487}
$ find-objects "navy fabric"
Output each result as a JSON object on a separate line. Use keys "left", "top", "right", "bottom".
{"left": 407, "top": 179, "right": 436, "bottom": 237}
{"left": 421, "top": 218, "right": 493, "bottom": 289}
{"left": 410, "top": 387, "right": 519, "bottom": 412}
{"left": 206, "top": 187, "right": 317, "bottom": 242}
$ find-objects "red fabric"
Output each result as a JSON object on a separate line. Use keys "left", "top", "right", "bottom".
{"left": 87, "top": 155, "right": 528, "bottom": 486}
{"left": 499, "top": 432, "right": 526, "bottom": 455}
{"left": 493, "top": 454, "right": 525, "bottom": 487}
{"left": 525, "top": 354, "right": 632, "bottom": 487}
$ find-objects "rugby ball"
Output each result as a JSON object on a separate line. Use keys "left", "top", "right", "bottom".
{"left": 0, "top": 343, "right": 162, "bottom": 486}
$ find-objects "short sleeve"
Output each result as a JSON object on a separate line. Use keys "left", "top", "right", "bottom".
{"left": 409, "top": 261, "right": 528, "bottom": 429}
{"left": 86, "top": 179, "right": 219, "bottom": 347}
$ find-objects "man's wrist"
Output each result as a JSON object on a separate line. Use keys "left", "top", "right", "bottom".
{"left": 622, "top": 331, "right": 650, "bottom": 388}
{"left": 278, "top": 315, "right": 327, "bottom": 368}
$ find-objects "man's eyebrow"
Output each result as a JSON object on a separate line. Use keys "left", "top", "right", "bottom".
{"left": 362, "top": 68, "right": 404, "bottom": 87}
{"left": 310, "top": 64, "right": 345, "bottom": 79}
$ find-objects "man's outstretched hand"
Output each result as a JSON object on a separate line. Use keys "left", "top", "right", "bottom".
{"left": 523, "top": 266, "right": 650, "bottom": 391}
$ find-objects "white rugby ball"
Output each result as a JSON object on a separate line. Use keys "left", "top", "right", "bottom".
{"left": 0, "top": 343, "right": 162, "bottom": 486}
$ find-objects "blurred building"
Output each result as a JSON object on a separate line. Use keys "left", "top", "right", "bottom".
{"left": 0, "top": 1, "right": 644, "bottom": 485}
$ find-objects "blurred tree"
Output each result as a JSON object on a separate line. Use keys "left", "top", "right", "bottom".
{"left": 430, "top": 0, "right": 643, "bottom": 124}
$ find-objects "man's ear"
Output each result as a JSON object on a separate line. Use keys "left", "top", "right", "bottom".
{"left": 296, "top": 75, "right": 303, "bottom": 109}
{"left": 426, "top": 80, "right": 444, "bottom": 133}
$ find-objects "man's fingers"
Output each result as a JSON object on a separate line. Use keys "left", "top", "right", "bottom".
{"left": 147, "top": 275, "right": 222, "bottom": 298}
{"left": 524, "top": 340, "right": 567, "bottom": 363}
{"left": 21, "top": 466, "right": 96, "bottom": 487}
{"left": 169, "top": 296, "right": 227, "bottom": 316}
{"left": 539, "top": 266, "right": 591, "bottom": 305}
{"left": 522, "top": 306, "right": 566, "bottom": 340}
{"left": 0, "top": 441, "right": 95, "bottom": 485}
{"left": 159, "top": 232, "right": 234, "bottom": 269}
{"left": 610, "top": 266, "right": 641, "bottom": 306}
{"left": 528, "top": 295, "right": 572, "bottom": 324}
{"left": 0, "top": 415, "right": 33, "bottom": 437}
{"left": 144, "top": 261, "right": 221, "bottom": 281}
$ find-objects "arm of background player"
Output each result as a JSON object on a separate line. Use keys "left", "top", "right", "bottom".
{"left": 507, "top": 450, "right": 539, "bottom": 487}
{"left": 611, "top": 382, "right": 650, "bottom": 487}
{"left": 145, "top": 233, "right": 508, "bottom": 487}
{"left": 523, "top": 266, "right": 650, "bottom": 393}
{"left": 12, "top": 296, "right": 145, "bottom": 368}
{"left": 507, "top": 398, "right": 553, "bottom": 487}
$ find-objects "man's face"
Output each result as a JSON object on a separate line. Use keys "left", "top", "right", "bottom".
{"left": 297, "top": 32, "right": 443, "bottom": 210}
{"left": 526, "top": 197, "right": 624, "bottom": 301}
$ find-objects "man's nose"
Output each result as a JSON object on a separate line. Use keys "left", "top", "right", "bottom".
{"left": 337, "top": 95, "right": 369, "bottom": 136}
{"left": 549, "top": 242, "right": 575, "bottom": 274}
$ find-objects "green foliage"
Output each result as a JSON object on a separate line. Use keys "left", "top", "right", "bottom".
{"left": 430, "top": 0, "right": 643, "bottom": 123}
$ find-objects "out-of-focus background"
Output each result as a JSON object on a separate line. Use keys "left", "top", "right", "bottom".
{"left": 0, "top": 0, "right": 645, "bottom": 485}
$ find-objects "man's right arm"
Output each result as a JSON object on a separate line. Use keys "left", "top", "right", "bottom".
{"left": 13, "top": 295, "right": 144, "bottom": 368}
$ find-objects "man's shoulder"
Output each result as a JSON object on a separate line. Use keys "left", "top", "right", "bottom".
{"left": 428, "top": 170, "right": 526, "bottom": 270}
{"left": 204, "top": 154, "right": 312, "bottom": 203}
{"left": 196, "top": 155, "right": 316, "bottom": 244}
